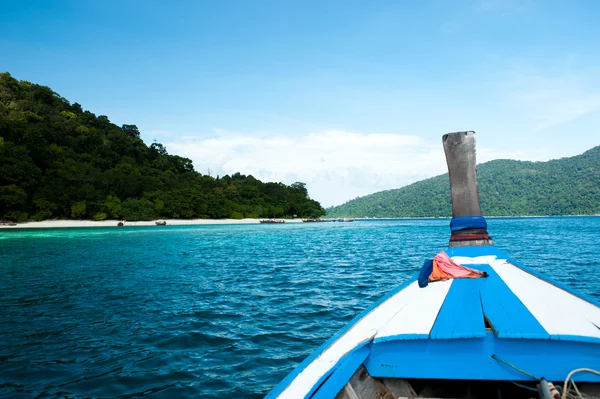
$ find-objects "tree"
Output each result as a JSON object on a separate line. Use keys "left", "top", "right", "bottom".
{"left": 104, "top": 195, "right": 122, "bottom": 218}
{"left": 0, "top": 74, "right": 327, "bottom": 221}
{"left": 0, "top": 184, "right": 27, "bottom": 211}
{"left": 122, "top": 124, "right": 140, "bottom": 138}
{"left": 150, "top": 142, "right": 168, "bottom": 155}
{"left": 71, "top": 201, "right": 86, "bottom": 218}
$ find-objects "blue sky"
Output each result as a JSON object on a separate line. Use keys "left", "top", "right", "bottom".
{"left": 2, "top": 0, "right": 599, "bottom": 206}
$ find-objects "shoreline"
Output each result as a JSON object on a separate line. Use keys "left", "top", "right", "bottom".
{"left": 0, "top": 218, "right": 306, "bottom": 229}
{"left": 1, "top": 214, "right": 597, "bottom": 229}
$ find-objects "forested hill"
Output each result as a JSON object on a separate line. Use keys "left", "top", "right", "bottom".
{"left": 0, "top": 72, "right": 325, "bottom": 221}
{"left": 327, "top": 146, "right": 600, "bottom": 218}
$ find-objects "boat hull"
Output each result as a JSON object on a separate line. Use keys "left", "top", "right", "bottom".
{"left": 267, "top": 246, "right": 600, "bottom": 398}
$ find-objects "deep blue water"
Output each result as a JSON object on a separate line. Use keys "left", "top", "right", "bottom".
{"left": 1, "top": 217, "right": 599, "bottom": 398}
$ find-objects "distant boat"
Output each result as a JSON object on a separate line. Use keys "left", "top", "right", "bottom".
{"left": 260, "top": 219, "right": 285, "bottom": 224}
{"left": 302, "top": 218, "right": 328, "bottom": 222}
{"left": 155, "top": 220, "right": 167, "bottom": 226}
{"left": 340, "top": 217, "right": 354, "bottom": 222}
{"left": 267, "top": 131, "right": 600, "bottom": 399}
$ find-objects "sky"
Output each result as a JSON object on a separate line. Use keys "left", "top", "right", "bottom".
{"left": 1, "top": 0, "right": 599, "bottom": 206}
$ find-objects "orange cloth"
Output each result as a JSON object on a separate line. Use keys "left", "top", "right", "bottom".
{"left": 428, "top": 252, "right": 487, "bottom": 283}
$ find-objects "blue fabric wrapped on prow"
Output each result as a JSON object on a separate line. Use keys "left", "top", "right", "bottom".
{"left": 450, "top": 216, "right": 487, "bottom": 232}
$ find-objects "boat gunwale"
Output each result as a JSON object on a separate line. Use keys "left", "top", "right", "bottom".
{"left": 264, "top": 275, "right": 419, "bottom": 398}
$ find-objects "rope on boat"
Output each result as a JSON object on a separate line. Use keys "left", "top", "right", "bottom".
{"left": 491, "top": 354, "right": 540, "bottom": 380}
{"left": 561, "top": 368, "right": 600, "bottom": 399}
{"left": 492, "top": 355, "right": 600, "bottom": 399}
{"left": 492, "top": 355, "right": 563, "bottom": 398}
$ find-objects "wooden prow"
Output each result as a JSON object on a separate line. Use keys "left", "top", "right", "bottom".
{"left": 442, "top": 131, "right": 493, "bottom": 247}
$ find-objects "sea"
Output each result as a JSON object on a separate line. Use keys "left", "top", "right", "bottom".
{"left": 1, "top": 217, "right": 599, "bottom": 398}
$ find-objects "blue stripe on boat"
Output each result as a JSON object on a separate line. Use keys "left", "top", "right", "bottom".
{"left": 447, "top": 246, "right": 600, "bottom": 309}
{"left": 373, "top": 333, "right": 429, "bottom": 343}
{"left": 477, "top": 264, "right": 549, "bottom": 339}
{"left": 430, "top": 278, "right": 486, "bottom": 339}
{"left": 503, "top": 253, "right": 600, "bottom": 309}
{"left": 309, "top": 343, "right": 371, "bottom": 399}
{"left": 445, "top": 245, "right": 498, "bottom": 258}
{"left": 552, "top": 335, "right": 600, "bottom": 344}
{"left": 365, "top": 333, "right": 600, "bottom": 381}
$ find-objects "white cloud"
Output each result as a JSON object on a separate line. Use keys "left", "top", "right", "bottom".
{"left": 166, "top": 130, "right": 444, "bottom": 206}
{"left": 165, "top": 130, "right": 542, "bottom": 207}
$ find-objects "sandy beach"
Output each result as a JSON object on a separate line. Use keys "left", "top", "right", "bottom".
{"left": 0, "top": 218, "right": 305, "bottom": 229}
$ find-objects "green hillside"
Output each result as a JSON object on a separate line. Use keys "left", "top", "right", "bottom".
{"left": 0, "top": 72, "right": 325, "bottom": 221}
{"left": 327, "top": 146, "right": 600, "bottom": 218}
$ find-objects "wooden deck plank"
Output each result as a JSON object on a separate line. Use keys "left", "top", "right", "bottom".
{"left": 429, "top": 278, "right": 486, "bottom": 339}
{"left": 477, "top": 264, "right": 549, "bottom": 339}
{"left": 374, "top": 280, "right": 452, "bottom": 342}
{"left": 491, "top": 259, "right": 600, "bottom": 342}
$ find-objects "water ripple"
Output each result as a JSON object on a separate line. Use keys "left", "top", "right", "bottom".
{"left": 0, "top": 218, "right": 599, "bottom": 398}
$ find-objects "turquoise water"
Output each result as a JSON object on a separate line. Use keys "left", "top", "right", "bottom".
{"left": 1, "top": 217, "right": 599, "bottom": 398}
